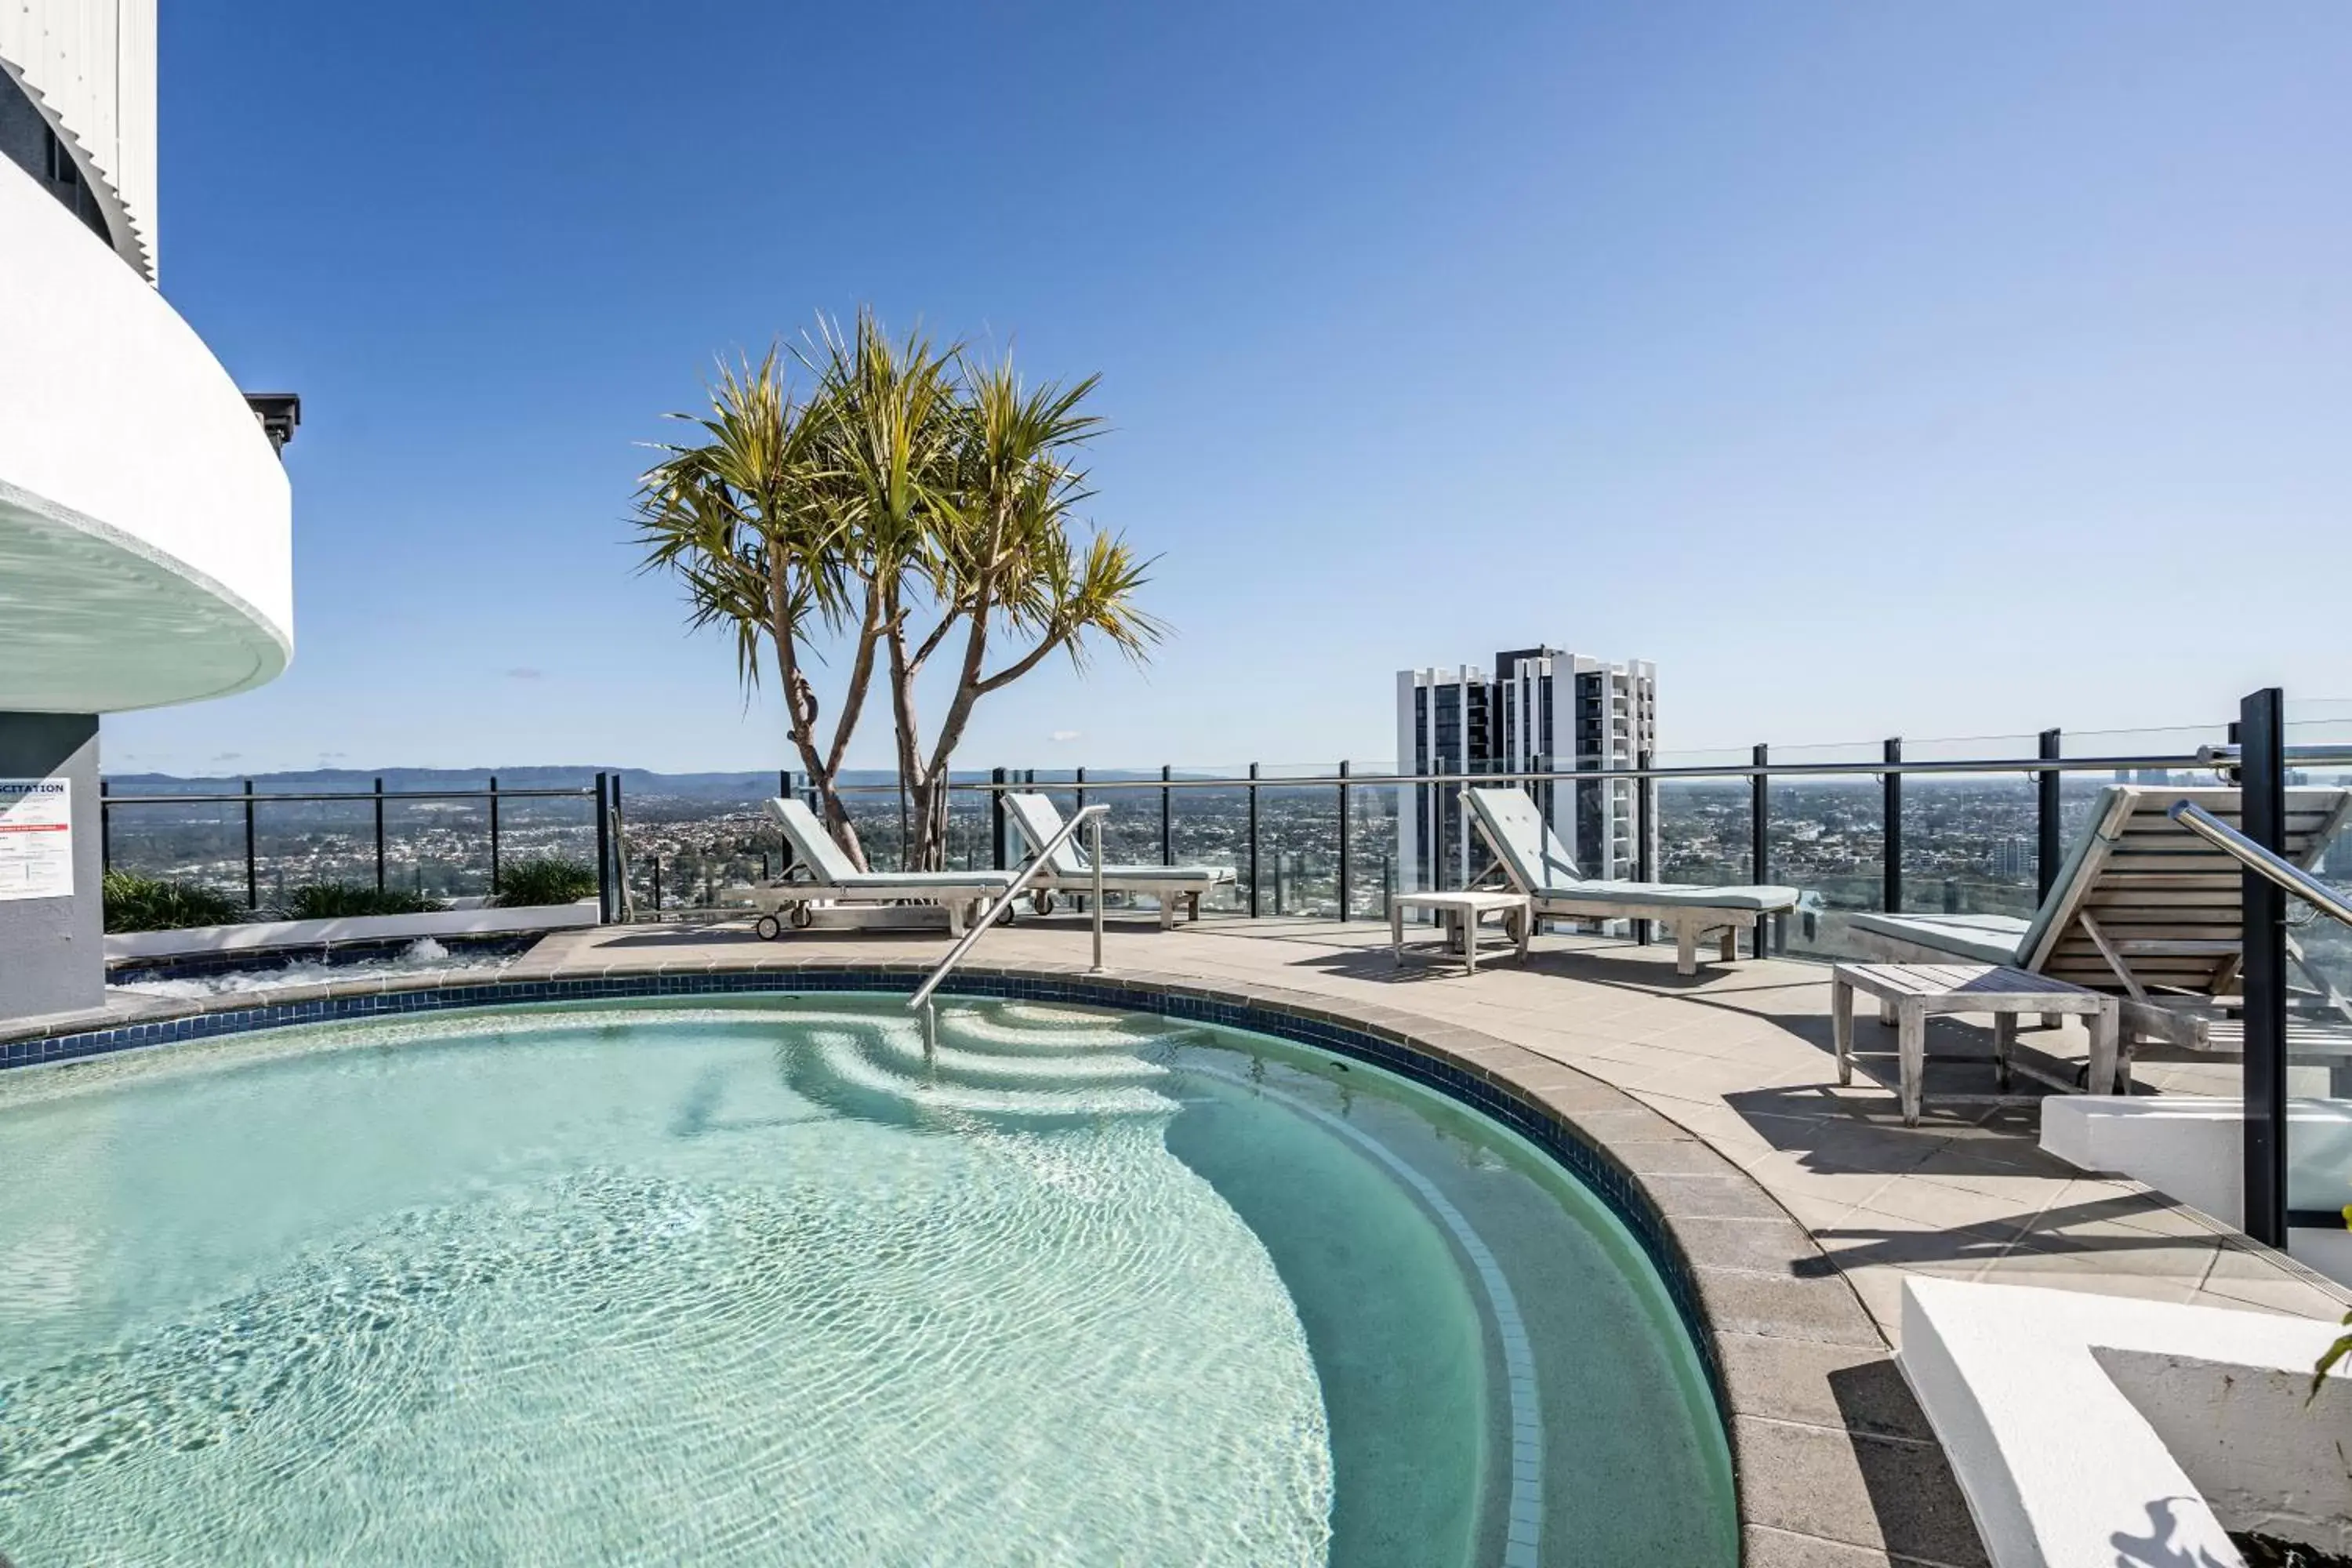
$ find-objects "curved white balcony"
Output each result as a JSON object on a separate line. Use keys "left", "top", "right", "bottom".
{"left": 0, "top": 156, "right": 292, "bottom": 715}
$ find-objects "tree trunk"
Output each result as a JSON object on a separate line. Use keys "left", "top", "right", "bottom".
{"left": 770, "top": 565, "right": 880, "bottom": 871}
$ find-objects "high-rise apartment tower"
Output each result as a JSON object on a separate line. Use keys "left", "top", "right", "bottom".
{"left": 1395, "top": 650, "right": 1657, "bottom": 894}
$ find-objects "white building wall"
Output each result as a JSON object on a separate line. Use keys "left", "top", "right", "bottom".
{"left": 0, "top": 114, "right": 292, "bottom": 712}
{"left": 0, "top": 0, "right": 158, "bottom": 278}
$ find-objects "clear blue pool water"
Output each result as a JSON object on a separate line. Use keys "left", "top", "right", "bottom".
{"left": 0, "top": 996, "right": 1737, "bottom": 1566}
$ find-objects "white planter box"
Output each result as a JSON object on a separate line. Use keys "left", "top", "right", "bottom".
{"left": 1900, "top": 1276, "right": 2350, "bottom": 1568}
{"left": 2042, "top": 1096, "right": 2352, "bottom": 1287}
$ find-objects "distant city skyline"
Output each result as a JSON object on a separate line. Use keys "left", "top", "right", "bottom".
{"left": 103, "top": 2, "right": 2352, "bottom": 776}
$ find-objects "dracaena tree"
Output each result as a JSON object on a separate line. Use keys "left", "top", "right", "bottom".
{"left": 636, "top": 309, "right": 1161, "bottom": 872}
{"left": 633, "top": 346, "right": 887, "bottom": 868}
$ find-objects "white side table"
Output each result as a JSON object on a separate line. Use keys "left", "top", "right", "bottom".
{"left": 1390, "top": 891, "right": 1532, "bottom": 975}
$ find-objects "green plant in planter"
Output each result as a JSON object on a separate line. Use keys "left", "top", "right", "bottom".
{"left": 494, "top": 856, "right": 597, "bottom": 908}
{"left": 281, "top": 883, "right": 439, "bottom": 920}
{"left": 101, "top": 870, "right": 245, "bottom": 932}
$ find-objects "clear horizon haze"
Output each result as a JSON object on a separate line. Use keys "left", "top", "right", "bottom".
{"left": 107, "top": 2, "right": 2352, "bottom": 777}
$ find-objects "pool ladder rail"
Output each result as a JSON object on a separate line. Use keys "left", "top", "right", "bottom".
{"left": 907, "top": 804, "right": 1109, "bottom": 1052}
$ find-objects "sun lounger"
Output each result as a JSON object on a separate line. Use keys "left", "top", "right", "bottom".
{"left": 753, "top": 797, "right": 1015, "bottom": 938}
{"left": 1845, "top": 786, "right": 2352, "bottom": 1053}
{"left": 1003, "top": 792, "right": 1236, "bottom": 929}
{"left": 1462, "top": 786, "right": 1802, "bottom": 975}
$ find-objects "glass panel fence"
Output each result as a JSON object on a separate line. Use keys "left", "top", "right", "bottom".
{"left": 1256, "top": 777, "right": 1341, "bottom": 920}
{"left": 103, "top": 789, "right": 246, "bottom": 903}
{"left": 2283, "top": 710, "right": 2352, "bottom": 1232}
{"left": 254, "top": 790, "right": 397, "bottom": 907}
{"left": 1167, "top": 769, "right": 1250, "bottom": 917}
{"left": 1656, "top": 775, "right": 1751, "bottom": 885}
{"left": 1344, "top": 769, "right": 1399, "bottom": 921}
{"left": 1763, "top": 742, "right": 1886, "bottom": 959}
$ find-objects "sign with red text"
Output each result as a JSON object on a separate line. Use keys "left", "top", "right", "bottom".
{"left": 0, "top": 777, "right": 74, "bottom": 901}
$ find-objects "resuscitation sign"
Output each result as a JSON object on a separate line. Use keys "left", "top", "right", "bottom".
{"left": 0, "top": 777, "right": 74, "bottom": 901}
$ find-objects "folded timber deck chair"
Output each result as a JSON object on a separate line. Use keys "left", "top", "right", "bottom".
{"left": 1846, "top": 785, "right": 2352, "bottom": 1053}
{"left": 1463, "top": 786, "right": 1802, "bottom": 975}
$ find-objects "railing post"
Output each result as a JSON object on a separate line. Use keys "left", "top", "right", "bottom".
{"left": 2240, "top": 687, "right": 2288, "bottom": 1248}
{"left": 990, "top": 768, "right": 1007, "bottom": 870}
{"left": 1750, "top": 746, "right": 1769, "bottom": 884}
{"left": 2037, "top": 728, "right": 2063, "bottom": 902}
{"left": 241, "top": 778, "right": 258, "bottom": 909}
{"left": 652, "top": 855, "right": 662, "bottom": 915}
{"left": 779, "top": 771, "right": 797, "bottom": 874}
{"left": 1751, "top": 745, "right": 1773, "bottom": 954}
{"left": 612, "top": 775, "right": 629, "bottom": 917}
{"left": 488, "top": 775, "right": 502, "bottom": 895}
{"left": 1247, "top": 763, "right": 1261, "bottom": 918}
{"left": 1337, "top": 760, "right": 1352, "bottom": 922}
{"left": 593, "top": 771, "right": 612, "bottom": 924}
{"left": 373, "top": 776, "right": 387, "bottom": 893}
{"left": 1882, "top": 738, "right": 1904, "bottom": 914}
{"left": 1160, "top": 764, "right": 1173, "bottom": 866}
{"left": 1634, "top": 750, "right": 1653, "bottom": 946}
{"left": 1074, "top": 766, "right": 1087, "bottom": 909}
{"left": 98, "top": 779, "right": 111, "bottom": 877}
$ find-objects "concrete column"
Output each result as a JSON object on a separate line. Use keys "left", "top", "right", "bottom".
{"left": 0, "top": 713, "right": 104, "bottom": 1023}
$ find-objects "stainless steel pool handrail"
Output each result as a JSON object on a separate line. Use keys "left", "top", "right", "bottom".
{"left": 2167, "top": 800, "right": 2352, "bottom": 929}
{"left": 907, "top": 804, "right": 1109, "bottom": 1022}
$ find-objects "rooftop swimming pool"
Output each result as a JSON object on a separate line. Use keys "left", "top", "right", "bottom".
{"left": 0, "top": 994, "right": 1735, "bottom": 1566}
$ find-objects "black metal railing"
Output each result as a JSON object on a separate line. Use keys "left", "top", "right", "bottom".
{"left": 763, "top": 737, "right": 2245, "bottom": 931}
{"left": 100, "top": 776, "right": 614, "bottom": 920}
{"left": 96, "top": 737, "right": 2261, "bottom": 935}
{"left": 96, "top": 706, "right": 2352, "bottom": 1267}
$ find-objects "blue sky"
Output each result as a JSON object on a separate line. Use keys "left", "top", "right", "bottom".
{"left": 111, "top": 2, "right": 2352, "bottom": 775}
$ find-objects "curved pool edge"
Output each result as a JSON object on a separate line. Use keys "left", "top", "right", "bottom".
{"left": 2, "top": 958, "right": 1950, "bottom": 1566}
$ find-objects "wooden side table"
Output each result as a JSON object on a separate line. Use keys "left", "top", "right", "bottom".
{"left": 1390, "top": 891, "right": 1531, "bottom": 975}
{"left": 1831, "top": 962, "right": 2121, "bottom": 1126}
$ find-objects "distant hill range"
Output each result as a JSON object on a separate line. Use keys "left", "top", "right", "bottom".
{"left": 103, "top": 766, "right": 866, "bottom": 804}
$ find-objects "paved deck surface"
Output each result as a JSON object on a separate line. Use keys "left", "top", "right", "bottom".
{"left": 513, "top": 914, "right": 2351, "bottom": 1344}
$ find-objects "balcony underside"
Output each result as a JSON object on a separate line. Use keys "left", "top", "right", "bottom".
{"left": 0, "top": 482, "right": 288, "bottom": 712}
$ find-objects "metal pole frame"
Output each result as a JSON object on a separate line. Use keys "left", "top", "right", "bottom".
{"left": 373, "top": 776, "right": 387, "bottom": 893}
{"left": 1160, "top": 764, "right": 1173, "bottom": 866}
{"left": 1247, "top": 763, "right": 1261, "bottom": 918}
{"left": 2037, "top": 728, "right": 2063, "bottom": 902}
{"left": 1882, "top": 738, "right": 1904, "bottom": 915}
{"left": 991, "top": 767, "right": 1008, "bottom": 870}
{"left": 593, "top": 771, "right": 612, "bottom": 924}
{"left": 1751, "top": 744, "right": 1773, "bottom": 954}
{"left": 612, "top": 775, "right": 627, "bottom": 919}
{"left": 488, "top": 775, "right": 502, "bottom": 895}
{"left": 243, "top": 778, "right": 258, "bottom": 909}
{"left": 1634, "top": 749, "right": 1654, "bottom": 946}
{"left": 2239, "top": 687, "right": 2288, "bottom": 1248}
{"left": 1337, "top": 760, "right": 1352, "bottom": 922}
{"left": 98, "top": 779, "right": 110, "bottom": 876}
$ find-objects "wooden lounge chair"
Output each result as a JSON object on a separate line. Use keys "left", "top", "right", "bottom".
{"left": 752, "top": 797, "right": 1015, "bottom": 938}
{"left": 1846, "top": 786, "right": 2352, "bottom": 1055}
{"left": 1003, "top": 792, "right": 1236, "bottom": 929}
{"left": 1461, "top": 786, "right": 1802, "bottom": 975}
